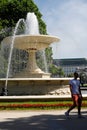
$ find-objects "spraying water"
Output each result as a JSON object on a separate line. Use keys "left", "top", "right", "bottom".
{"left": 25, "top": 12, "right": 39, "bottom": 34}
{"left": 5, "top": 19, "right": 25, "bottom": 89}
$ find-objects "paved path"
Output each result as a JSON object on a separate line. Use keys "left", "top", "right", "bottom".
{"left": 0, "top": 109, "right": 87, "bottom": 130}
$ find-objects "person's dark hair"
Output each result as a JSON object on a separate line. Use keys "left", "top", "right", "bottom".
{"left": 74, "top": 72, "right": 79, "bottom": 78}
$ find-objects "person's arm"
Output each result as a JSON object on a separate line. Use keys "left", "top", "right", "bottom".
{"left": 69, "top": 84, "right": 73, "bottom": 97}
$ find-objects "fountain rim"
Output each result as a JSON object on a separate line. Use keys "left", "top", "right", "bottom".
{"left": 14, "top": 34, "right": 59, "bottom": 38}
{"left": 0, "top": 77, "right": 73, "bottom": 81}
{"left": 2, "top": 34, "right": 60, "bottom": 43}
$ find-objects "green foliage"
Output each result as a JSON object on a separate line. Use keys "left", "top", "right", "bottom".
{"left": 0, "top": 0, "right": 47, "bottom": 34}
{"left": 49, "top": 64, "right": 64, "bottom": 77}
{"left": 45, "top": 47, "right": 53, "bottom": 64}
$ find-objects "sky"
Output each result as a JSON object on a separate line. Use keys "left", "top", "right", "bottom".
{"left": 33, "top": 0, "right": 87, "bottom": 59}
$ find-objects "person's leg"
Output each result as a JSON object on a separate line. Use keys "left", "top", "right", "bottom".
{"left": 77, "top": 96, "right": 82, "bottom": 116}
{"left": 65, "top": 95, "right": 76, "bottom": 116}
{"left": 67, "top": 104, "right": 76, "bottom": 113}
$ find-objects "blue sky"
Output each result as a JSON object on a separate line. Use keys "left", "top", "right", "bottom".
{"left": 34, "top": 0, "right": 87, "bottom": 59}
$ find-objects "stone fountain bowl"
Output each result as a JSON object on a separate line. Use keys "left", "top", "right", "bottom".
{"left": 2, "top": 35, "right": 60, "bottom": 50}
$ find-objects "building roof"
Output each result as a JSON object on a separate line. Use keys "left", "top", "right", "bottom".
{"left": 53, "top": 58, "right": 87, "bottom": 66}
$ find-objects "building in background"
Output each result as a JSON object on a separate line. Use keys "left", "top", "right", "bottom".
{"left": 53, "top": 58, "right": 87, "bottom": 77}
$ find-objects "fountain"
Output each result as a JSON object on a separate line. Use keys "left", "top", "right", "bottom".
{"left": 2, "top": 13, "right": 59, "bottom": 78}
{"left": 0, "top": 12, "right": 70, "bottom": 96}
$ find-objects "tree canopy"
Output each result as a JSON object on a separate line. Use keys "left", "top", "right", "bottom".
{"left": 0, "top": 0, "right": 47, "bottom": 36}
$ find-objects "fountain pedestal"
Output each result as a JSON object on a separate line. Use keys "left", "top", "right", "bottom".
{"left": 15, "top": 48, "right": 51, "bottom": 78}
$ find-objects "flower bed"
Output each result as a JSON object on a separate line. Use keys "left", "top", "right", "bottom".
{"left": 0, "top": 102, "right": 87, "bottom": 110}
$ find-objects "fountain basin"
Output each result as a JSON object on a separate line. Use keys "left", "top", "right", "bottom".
{"left": 2, "top": 35, "right": 59, "bottom": 50}
{"left": 0, "top": 78, "right": 71, "bottom": 95}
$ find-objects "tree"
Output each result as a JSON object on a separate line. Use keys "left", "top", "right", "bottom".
{"left": 0, "top": 0, "right": 47, "bottom": 39}
{"left": 49, "top": 64, "right": 64, "bottom": 77}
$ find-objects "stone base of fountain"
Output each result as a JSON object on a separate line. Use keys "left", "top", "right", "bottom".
{"left": 0, "top": 78, "right": 71, "bottom": 95}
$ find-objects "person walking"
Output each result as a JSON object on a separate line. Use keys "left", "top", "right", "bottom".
{"left": 65, "top": 72, "right": 83, "bottom": 118}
